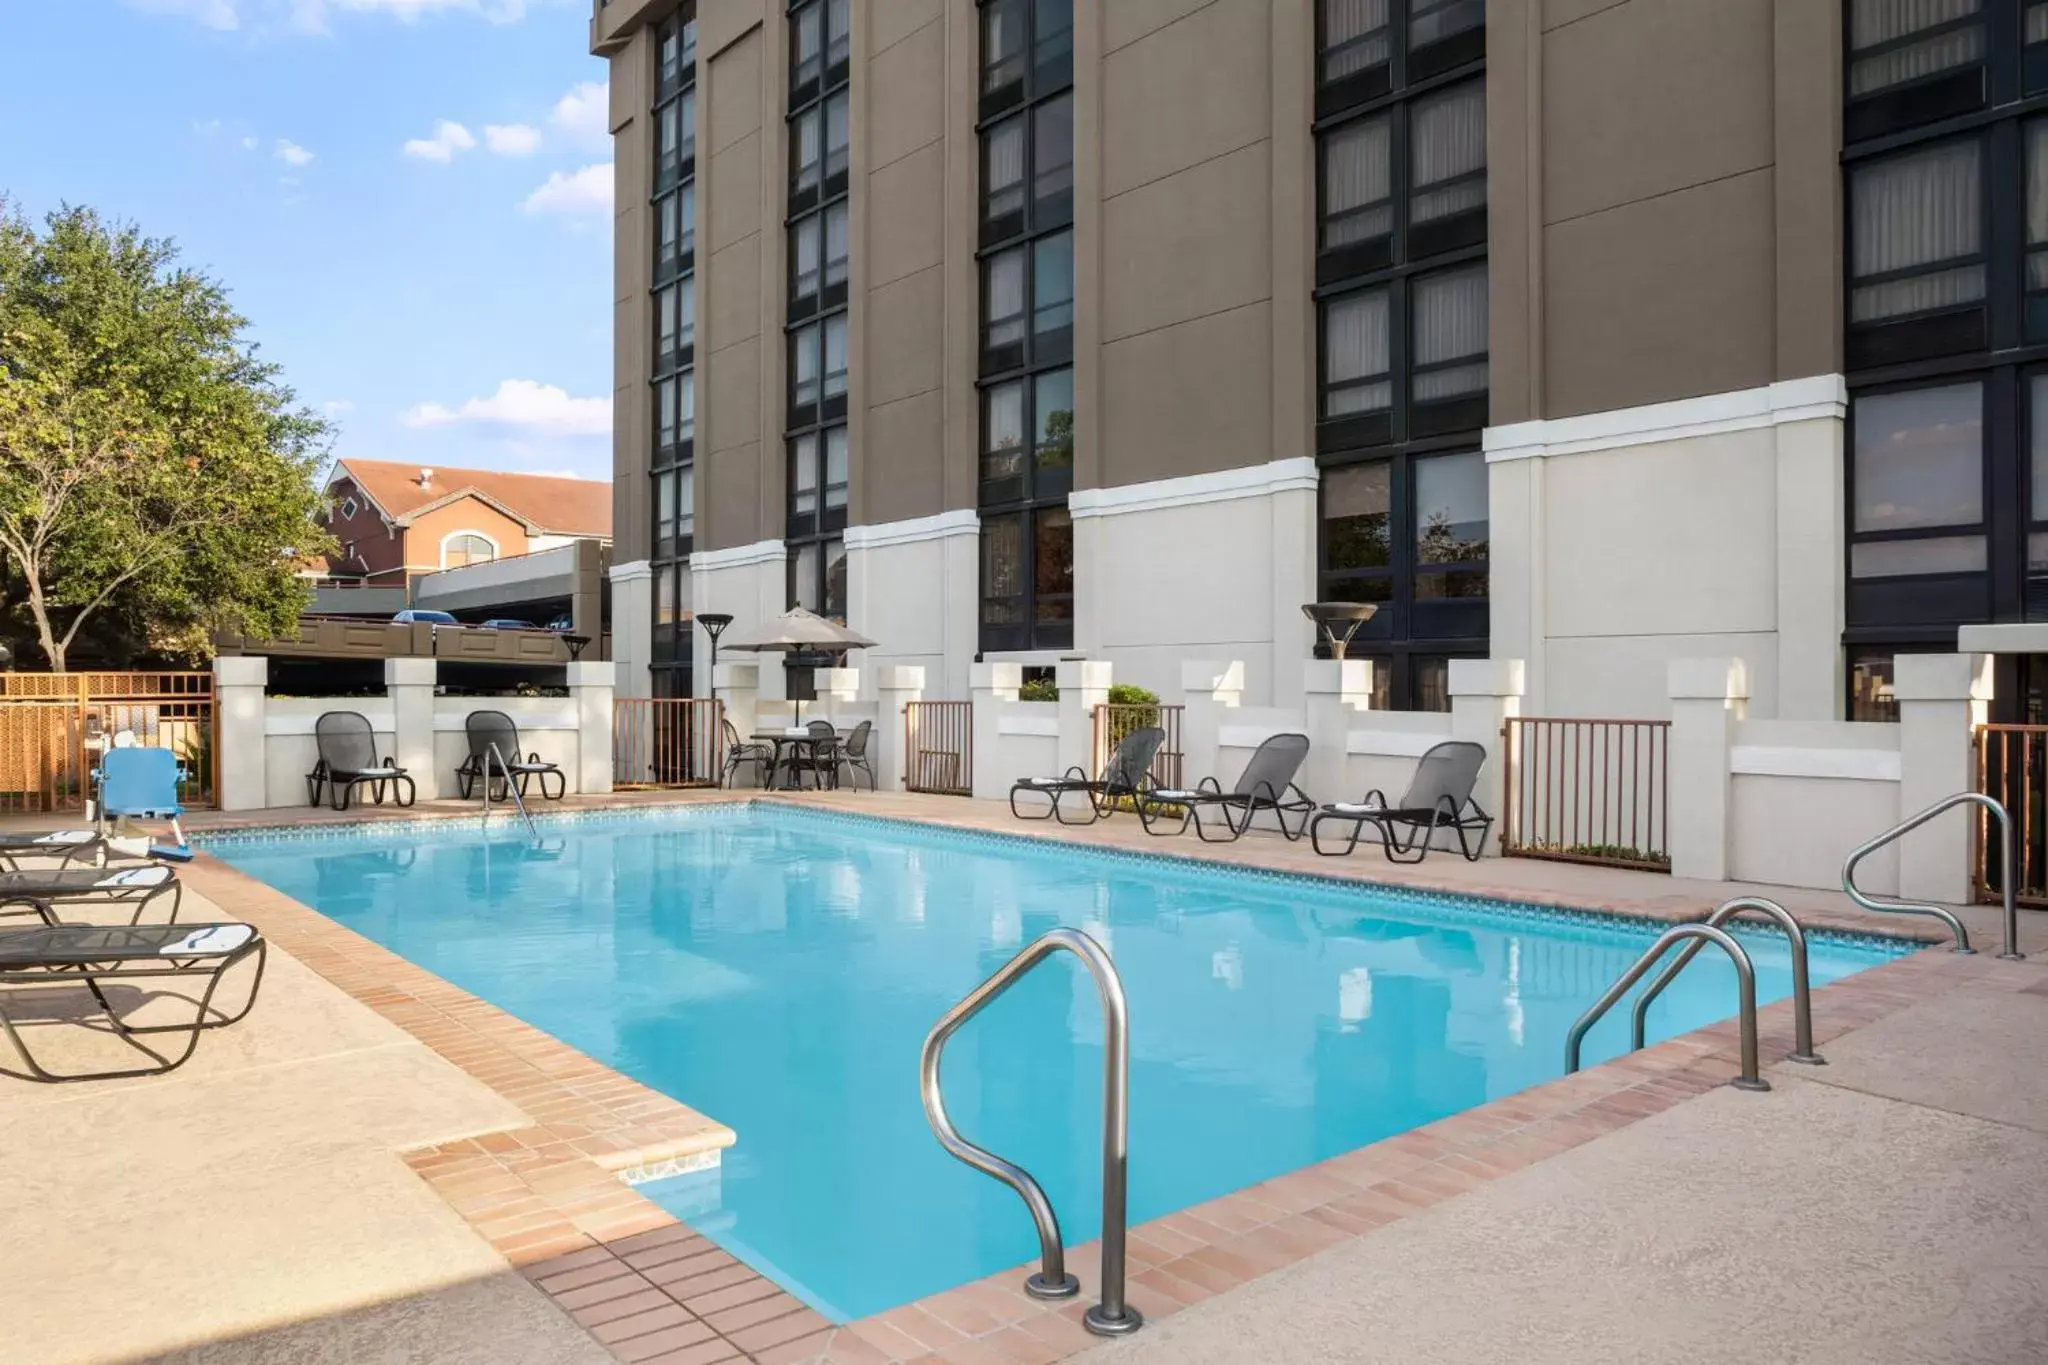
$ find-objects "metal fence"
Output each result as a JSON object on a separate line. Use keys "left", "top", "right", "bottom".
{"left": 1976, "top": 723, "right": 2048, "bottom": 906}
{"left": 1499, "top": 716, "right": 1670, "bottom": 872}
{"left": 905, "top": 701, "right": 973, "bottom": 795}
{"left": 0, "top": 672, "right": 216, "bottom": 813}
{"left": 1091, "top": 702, "right": 1185, "bottom": 790}
{"left": 613, "top": 698, "right": 726, "bottom": 788}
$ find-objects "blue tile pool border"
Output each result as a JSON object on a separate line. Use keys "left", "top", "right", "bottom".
{"left": 195, "top": 797, "right": 1924, "bottom": 961}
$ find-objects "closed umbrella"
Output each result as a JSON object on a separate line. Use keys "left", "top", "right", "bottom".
{"left": 721, "top": 608, "right": 878, "bottom": 722}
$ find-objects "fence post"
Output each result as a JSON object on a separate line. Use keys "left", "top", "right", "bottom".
{"left": 568, "top": 661, "right": 615, "bottom": 796}
{"left": 1057, "top": 660, "right": 1112, "bottom": 778}
{"left": 1895, "top": 652, "right": 1993, "bottom": 906}
{"left": 1301, "top": 659, "right": 1372, "bottom": 807}
{"left": 212, "top": 655, "right": 268, "bottom": 812}
{"left": 873, "top": 666, "right": 925, "bottom": 791}
{"left": 1667, "top": 658, "right": 1747, "bottom": 881}
{"left": 1450, "top": 658, "right": 1525, "bottom": 856}
{"left": 1179, "top": 660, "right": 1245, "bottom": 790}
{"left": 385, "top": 657, "right": 439, "bottom": 801}
{"left": 969, "top": 662, "right": 1022, "bottom": 799}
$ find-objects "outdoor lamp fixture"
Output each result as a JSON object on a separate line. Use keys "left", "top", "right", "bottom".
{"left": 697, "top": 613, "right": 734, "bottom": 699}
{"left": 1301, "top": 602, "right": 1379, "bottom": 660}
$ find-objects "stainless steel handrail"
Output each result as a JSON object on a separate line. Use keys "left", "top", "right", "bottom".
{"left": 919, "top": 927, "right": 1142, "bottom": 1337}
{"left": 480, "top": 743, "right": 539, "bottom": 841}
{"left": 1843, "top": 791, "right": 2021, "bottom": 959}
{"left": 1629, "top": 897, "right": 1823, "bottom": 1065}
{"left": 1567, "top": 923, "right": 1769, "bottom": 1091}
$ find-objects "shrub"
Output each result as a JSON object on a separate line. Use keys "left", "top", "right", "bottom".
{"left": 1107, "top": 683, "right": 1159, "bottom": 706}
{"left": 1018, "top": 677, "right": 1059, "bottom": 702}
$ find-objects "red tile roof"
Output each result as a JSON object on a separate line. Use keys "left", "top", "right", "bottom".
{"left": 333, "top": 458, "right": 611, "bottom": 539}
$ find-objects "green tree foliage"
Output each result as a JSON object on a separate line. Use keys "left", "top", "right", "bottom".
{"left": 0, "top": 202, "right": 332, "bottom": 670}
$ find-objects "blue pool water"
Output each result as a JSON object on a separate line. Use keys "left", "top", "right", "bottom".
{"left": 212, "top": 806, "right": 1906, "bottom": 1321}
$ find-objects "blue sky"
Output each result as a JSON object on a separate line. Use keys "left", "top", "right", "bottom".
{"left": 0, "top": 0, "right": 616, "bottom": 482}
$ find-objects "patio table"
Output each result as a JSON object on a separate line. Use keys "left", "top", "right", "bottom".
{"left": 751, "top": 729, "right": 843, "bottom": 791}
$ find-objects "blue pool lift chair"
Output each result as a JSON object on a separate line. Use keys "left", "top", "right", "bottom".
{"left": 92, "top": 745, "right": 193, "bottom": 864}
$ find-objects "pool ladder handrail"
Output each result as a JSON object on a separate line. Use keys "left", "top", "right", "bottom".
{"left": 480, "top": 743, "right": 539, "bottom": 842}
{"left": 1566, "top": 923, "right": 1770, "bottom": 1091}
{"left": 919, "top": 927, "right": 1142, "bottom": 1338}
{"left": 1629, "top": 897, "right": 1824, "bottom": 1066}
{"left": 1843, "top": 790, "right": 2023, "bottom": 961}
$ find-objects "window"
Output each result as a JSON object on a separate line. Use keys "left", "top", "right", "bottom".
{"left": 651, "top": 12, "right": 700, "bottom": 696}
{"left": 980, "top": 229, "right": 1072, "bottom": 372}
{"left": 979, "top": 507, "right": 1072, "bottom": 648}
{"left": 788, "top": 536, "right": 847, "bottom": 621}
{"left": 1318, "top": 0, "right": 1483, "bottom": 117}
{"left": 339, "top": 495, "right": 359, "bottom": 519}
{"left": 787, "top": 427, "right": 849, "bottom": 540}
{"left": 442, "top": 533, "right": 497, "bottom": 568}
{"left": 656, "top": 276, "right": 694, "bottom": 370}
{"left": 654, "top": 465, "right": 695, "bottom": 562}
{"left": 980, "top": 0, "right": 1071, "bottom": 118}
{"left": 789, "top": 0, "right": 849, "bottom": 106}
{"left": 1846, "top": 0, "right": 1987, "bottom": 141}
{"left": 1848, "top": 139, "right": 1984, "bottom": 353}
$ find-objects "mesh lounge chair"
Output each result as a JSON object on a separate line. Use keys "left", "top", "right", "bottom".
{"left": 721, "top": 718, "right": 772, "bottom": 788}
{"left": 820, "top": 720, "right": 876, "bottom": 791}
{"left": 0, "top": 863, "right": 181, "bottom": 926}
{"left": 455, "top": 711, "right": 566, "bottom": 801}
{"left": 1137, "top": 733, "right": 1315, "bottom": 843}
{"left": 308, "top": 711, "right": 417, "bottom": 812}
{"left": 0, "top": 921, "right": 266, "bottom": 1082}
{"left": 0, "top": 829, "right": 104, "bottom": 872}
{"left": 1310, "top": 740, "right": 1494, "bottom": 862}
{"left": 1011, "top": 726, "right": 1165, "bottom": 825}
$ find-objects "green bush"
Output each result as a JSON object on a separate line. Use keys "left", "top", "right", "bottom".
{"left": 1018, "top": 677, "right": 1060, "bottom": 702}
{"left": 1107, "top": 683, "right": 1159, "bottom": 706}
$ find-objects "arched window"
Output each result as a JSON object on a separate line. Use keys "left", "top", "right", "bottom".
{"left": 441, "top": 532, "right": 498, "bottom": 568}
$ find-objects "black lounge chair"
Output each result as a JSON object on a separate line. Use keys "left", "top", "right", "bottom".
{"left": 721, "top": 718, "right": 772, "bottom": 788}
{"left": 308, "top": 711, "right": 417, "bottom": 812}
{"left": 455, "top": 710, "right": 567, "bottom": 801}
{"left": 1137, "top": 732, "right": 1315, "bottom": 843}
{"left": 0, "top": 921, "right": 266, "bottom": 1082}
{"left": 0, "top": 862, "right": 182, "bottom": 926}
{"left": 0, "top": 828, "right": 104, "bottom": 872}
{"left": 1011, "top": 726, "right": 1165, "bottom": 825}
{"left": 1310, "top": 740, "right": 1494, "bottom": 862}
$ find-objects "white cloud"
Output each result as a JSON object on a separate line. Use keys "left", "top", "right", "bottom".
{"left": 129, "top": 0, "right": 239, "bottom": 29}
{"left": 130, "top": 0, "right": 536, "bottom": 33}
{"left": 483, "top": 123, "right": 542, "bottom": 157}
{"left": 275, "top": 139, "right": 314, "bottom": 166}
{"left": 403, "top": 120, "right": 477, "bottom": 162}
{"left": 240, "top": 135, "right": 259, "bottom": 150}
{"left": 520, "top": 163, "right": 612, "bottom": 217}
{"left": 191, "top": 118, "right": 223, "bottom": 136}
{"left": 401, "top": 380, "right": 610, "bottom": 437}
{"left": 322, "top": 399, "right": 354, "bottom": 416}
{"left": 548, "top": 80, "right": 609, "bottom": 150}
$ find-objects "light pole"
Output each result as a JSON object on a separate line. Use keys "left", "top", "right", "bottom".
{"left": 697, "top": 613, "right": 734, "bottom": 700}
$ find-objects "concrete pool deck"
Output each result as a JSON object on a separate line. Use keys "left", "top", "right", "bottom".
{"left": 2, "top": 790, "right": 2043, "bottom": 1363}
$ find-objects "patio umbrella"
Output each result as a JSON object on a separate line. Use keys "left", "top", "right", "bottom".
{"left": 720, "top": 608, "right": 878, "bottom": 722}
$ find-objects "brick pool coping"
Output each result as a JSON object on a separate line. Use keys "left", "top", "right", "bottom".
{"left": 178, "top": 791, "right": 1995, "bottom": 1365}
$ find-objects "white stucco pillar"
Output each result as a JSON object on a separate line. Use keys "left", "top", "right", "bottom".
{"left": 1894, "top": 652, "right": 1992, "bottom": 906}
{"left": 1667, "top": 658, "right": 1748, "bottom": 881}
{"left": 567, "top": 661, "right": 615, "bottom": 796}
{"left": 384, "top": 657, "right": 438, "bottom": 801}
{"left": 970, "top": 662, "right": 1022, "bottom": 800}
{"left": 609, "top": 560, "right": 653, "bottom": 702}
{"left": 1450, "top": 657, "right": 1525, "bottom": 854}
{"left": 1179, "top": 660, "right": 1245, "bottom": 789}
{"left": 1056, "top": 659, "right": 1112, "bottom": 777}
{"left": 212, "top": 655, "right": 268, "bottom": 812}
{"left": 715, "top": 661, "right": 761, "bottom": 744}
{"left": 1301, "top": 659, "right": 1372, "bottom": 804}
{"left": 1773, "top": 380, "right": 1848, "bottom": 721}
{"left": 872, "top": 665, "right": 926, "bottom": 792}
{"left": 816, "top": 667, "right": 861, "bottom": 722}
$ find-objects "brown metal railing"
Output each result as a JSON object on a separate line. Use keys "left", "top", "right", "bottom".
{"left": 905, "top": 701, "right": 973, "bottom": 795}
{"left": 0, "top": 672, "right": 216, "bottom": 812}
{"left": 1976, "top": 723, "right": 2048, "bottom": 906}
{"left": 613, "top": 698, "right": 725, "bottom": 788}
{"left": 1091, "top": 702, "right": 1185, "bottom": 791}
{"left": 1500, "top": 716, "right": 1670, "bottom": 872}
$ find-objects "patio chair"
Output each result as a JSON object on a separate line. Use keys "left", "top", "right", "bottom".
{"left": 0, "top": 920, "right": 266, "bottom": 1083}
{"left": 0, "top": 829, "right": 104, "bottom": 872}
{"left": 801, "top": 719, "right": 840, "bottom": 789}
{"left": 721, "top": 718, "right": 772, "bottom": 789}
{"left": 455, "top": 711, "right": 566, "bottom": 801}
{"left": 1010, "top": 726, "right": 1165, "bottom": 825}
{"left": 0, "top": 861, "right": 182, "bottom": 927}
{"left": 1137, "top": 733, "right": 1315, "bottom": 843}
{"left": 308, "top": 711, "right": 417, "bottom": 812}
{"left": 821, "top": 719, "right": 876, "bottom": 791}
{"left": 92, "top": 746, "right": 191, "bottom": 862}
{"left": 1310, "top": 740, "right": 1494, "bottom": 863}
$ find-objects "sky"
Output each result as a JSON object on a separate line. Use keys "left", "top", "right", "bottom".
{"left": 0, "top": 0, "right": 616, "bottom": 482}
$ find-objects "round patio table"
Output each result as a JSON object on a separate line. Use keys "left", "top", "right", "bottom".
{"left": 751, "top": 729, "right": 842, "bottom": 790}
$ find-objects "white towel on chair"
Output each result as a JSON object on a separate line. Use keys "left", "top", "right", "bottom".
{"left": 1150, "top": 789, "right": 1198, "bottom": 802}
{"left": 1327, "top": 803, "right": 1387, "bottom": 817}
{"left": 158, "top": 924, "right": 254, "bottom": 956}
{"left": 33, "top": 830, "right": 95, "bottom": 845}
{"left": 96, "top": 866, "right": 173, "bottom": 888}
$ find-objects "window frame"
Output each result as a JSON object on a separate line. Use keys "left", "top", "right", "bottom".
{"left": 1315, "top": 0, "right": 1486, "bottom": 121}
{"left": 650, "top": 9, "right": 701, "bottom": 697}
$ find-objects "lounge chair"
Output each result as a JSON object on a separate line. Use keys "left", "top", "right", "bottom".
{"left": 455, "top": 711, "right": 566, "bottom": 801}
{"left": 1011, "top": 726, "right": 1165, "bottom": 825}
{"left": 1137, "top": 733, "right": 1315, "bottom": 843}
{"left": 820, "top": 719, "right": 877, "bottom": 791}
{"left": 308, "top": 711, "right": 417, "bottom": 812}
{"left": 721, "top": 718, "right": 772, "bottom": 788}
{"left": 1310, "top": 740, "right": 1494, "bottom": 862}
{"left": 0, "top": 829, "right": 104, "bottom": 872}
{"left": 0, "top": 921, "right": 266, "bottom": 1082}
{"left": 0, "top": 862, "right": 181, "bottom": 926}
{"left": 93, "top": 746, "right": 191, "bottom": 860}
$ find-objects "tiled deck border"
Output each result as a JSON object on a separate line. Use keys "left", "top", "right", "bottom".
{"left": 175, "top": 791, "right": 2019, "bottom": 1365}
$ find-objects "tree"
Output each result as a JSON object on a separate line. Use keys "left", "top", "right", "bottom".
{"left": 0, "top": 203, "right": 332, "bottom": 671}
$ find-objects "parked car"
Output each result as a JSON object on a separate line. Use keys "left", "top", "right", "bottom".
{"left": 481, "top": 618, "right": 535, "bottom": 630}
{"left": 545, "top": 615, "right": 574, "bottom": 632}
{"left": 393, "top": 609, "right": 458, "bottom": 626}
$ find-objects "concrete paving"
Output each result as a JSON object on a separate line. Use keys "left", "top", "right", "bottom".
{"left": 1083, "top": 977, "right": 2048, "bottom": 1365}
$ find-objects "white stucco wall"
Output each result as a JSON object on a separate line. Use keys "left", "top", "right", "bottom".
{"left": 844, "top": 512, "right": 978, "bottom": 702}
{"left": 689, "top": 540, "right": 790, "bottom": 700}
{"left": 1726, "top": 718, "right": 1902, "bottom": 892}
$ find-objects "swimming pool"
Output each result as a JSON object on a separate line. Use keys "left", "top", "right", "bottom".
{"left": 212, "top": 805, "right": 1906, "bottom": 1321}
